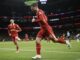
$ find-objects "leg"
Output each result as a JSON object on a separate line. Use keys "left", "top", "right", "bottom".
{"left": 46, "top": 27, "right": 58, "bottom": 42}
{"left": 12, "top": 37, "right": 19, "bottom": 53}
{"left": 32, "top": 29, "right": 44, "bottom": 59}
{"left": 32, "top": 37, "right": 42, "bottom": 59}
{"left": 48, "top": 30, "right": 66, "bottom": 44}
{"left": 47, "top": 27, "right": 71, "bottom": 47}
{"left": 36, "top": 37, "right": 41, "bottom": 55}
{"left": 50, "top": 33, "right": 71, "bottom": 48}
{"left": 15, "top": 36, "right": 21, "bottom": 41}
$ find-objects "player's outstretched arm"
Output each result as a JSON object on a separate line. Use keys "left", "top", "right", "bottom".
{"left": 17, "top": 25, "right": 22, "bottom": 32}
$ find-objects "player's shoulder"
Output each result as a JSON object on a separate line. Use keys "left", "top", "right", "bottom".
{"left": 15, "top": 23, "right": 17, "bottom": 25}
{"left": 8, "top": 24, "right": 11, "bottom": 26}
{"left": 15, "top": 24, "right": 19, "bottom": 27}
{"left": 38, "top": 9, "right": 44, "bottom": 14}
{"left": 14, "top": 24, "right": 18, "bottom": 26}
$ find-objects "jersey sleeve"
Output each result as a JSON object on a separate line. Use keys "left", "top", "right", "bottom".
{"left": 16, "top": 24, "right": 19, "bottom": 28}
{"left": 38, "top": 11, "right": 44, "bottom": 20}
{"left": 16, "top": 24, "right": 22, "bottom": 32}
{"left": 36, "top": 11, "right": 47, "bottom": 24}
{"left": 8, "top": 25, "right": 10, "bottom": 31}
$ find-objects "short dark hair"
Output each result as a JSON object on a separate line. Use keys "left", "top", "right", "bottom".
{"left": 31, "top": 3, "right": 38, "bottom": 7}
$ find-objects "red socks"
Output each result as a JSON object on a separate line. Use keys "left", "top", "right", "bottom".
{"left": 36, "top": 43, "right": 41, "bottom": 55}
{"left": 57, "top": 36, "right": 66, "bottom": 44}
{"left": 16, "top": 45, "right": 19, "bottom": 51}
{"left": 13, "top": 39, "right": 19, "bottom": 51}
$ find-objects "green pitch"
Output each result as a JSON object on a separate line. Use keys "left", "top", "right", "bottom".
{"left": 0, "top": 40, "right": 80, "bottom": 60}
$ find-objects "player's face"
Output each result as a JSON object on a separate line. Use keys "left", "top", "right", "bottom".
{"left": 31, "top": 6, "right": 37, "bottom": 12}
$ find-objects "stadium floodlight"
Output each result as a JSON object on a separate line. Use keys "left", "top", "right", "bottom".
{"left": 33, "top": 27, "right": 40, "bottom": 29}
{"left": 50, "top": 18, "right": 59, "bottom": 21}
{"left": 39, "top": 0, "right": 47, "bottom": 4}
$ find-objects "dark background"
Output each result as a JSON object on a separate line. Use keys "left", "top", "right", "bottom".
{"left": 0, "top": 0, "right": 80, "bottom": 41}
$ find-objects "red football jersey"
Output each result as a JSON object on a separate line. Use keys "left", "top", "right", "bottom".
{"left": 36, "top": 9, "right": 49, "bottom": 28}
{"left": 8, "top": 23, "right": 20, "bottom": 37}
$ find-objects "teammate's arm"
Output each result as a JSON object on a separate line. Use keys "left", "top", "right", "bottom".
{"left": 8, "top": 26, "right": 11, "bottom": 36}
{"left": 16, "top": 25, "right": 22, "bottom": 32}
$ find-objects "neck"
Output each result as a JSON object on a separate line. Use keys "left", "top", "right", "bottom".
{"left": 36, "top": 8, "right": 39, "bottom": 12}
{"left": 11, "top": 23, "right": 15, "bottom": 24}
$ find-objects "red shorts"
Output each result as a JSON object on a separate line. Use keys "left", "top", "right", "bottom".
{"left": 11, "top": 33, "right": 18, "bottom": 41}
{"left": 37, "top": 26, "right": 54, "bottom": 39}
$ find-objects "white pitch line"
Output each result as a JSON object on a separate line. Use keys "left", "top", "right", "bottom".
{"left": 0, "top": 48, "right": 80, "bottom": 54}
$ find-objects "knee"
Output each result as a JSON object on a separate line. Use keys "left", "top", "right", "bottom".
{"left": 36, "top": 40, "right": 41, "bottom": 44}
{"left": 36, "top": 37, "right": 41, "bottom": 44}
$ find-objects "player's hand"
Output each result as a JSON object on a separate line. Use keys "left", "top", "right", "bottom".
{"left": 16, "top": 30, "right": 20, "bottom": 32}
{"left": 32, "top": 18, "right": 35, "bottom": 22}
{"left": 32, "top": 16, "right": 36, "bottom": 22}
{"left": 9, "top": 34, "right": 11, "bottom": 36}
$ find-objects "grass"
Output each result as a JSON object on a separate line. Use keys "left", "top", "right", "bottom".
{"left": 0, "top": 40, "right": 80, "bottom": 60}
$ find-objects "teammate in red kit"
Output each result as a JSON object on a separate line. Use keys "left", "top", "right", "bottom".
{"left": 25, "top": 33, "right": 29, "bottom": 41}
{"left": 8, "top": 19, "right": 22, "bottom": 53}
{"left": 31, "top": 3, "right": 71, "bottom": 59}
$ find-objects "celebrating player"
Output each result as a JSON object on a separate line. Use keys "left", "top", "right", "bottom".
{"left": 31, "top": 3, "right": 71, "bottom": 59}
{"left": 8, "top": 19, "right": 22, "bottom": 53}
